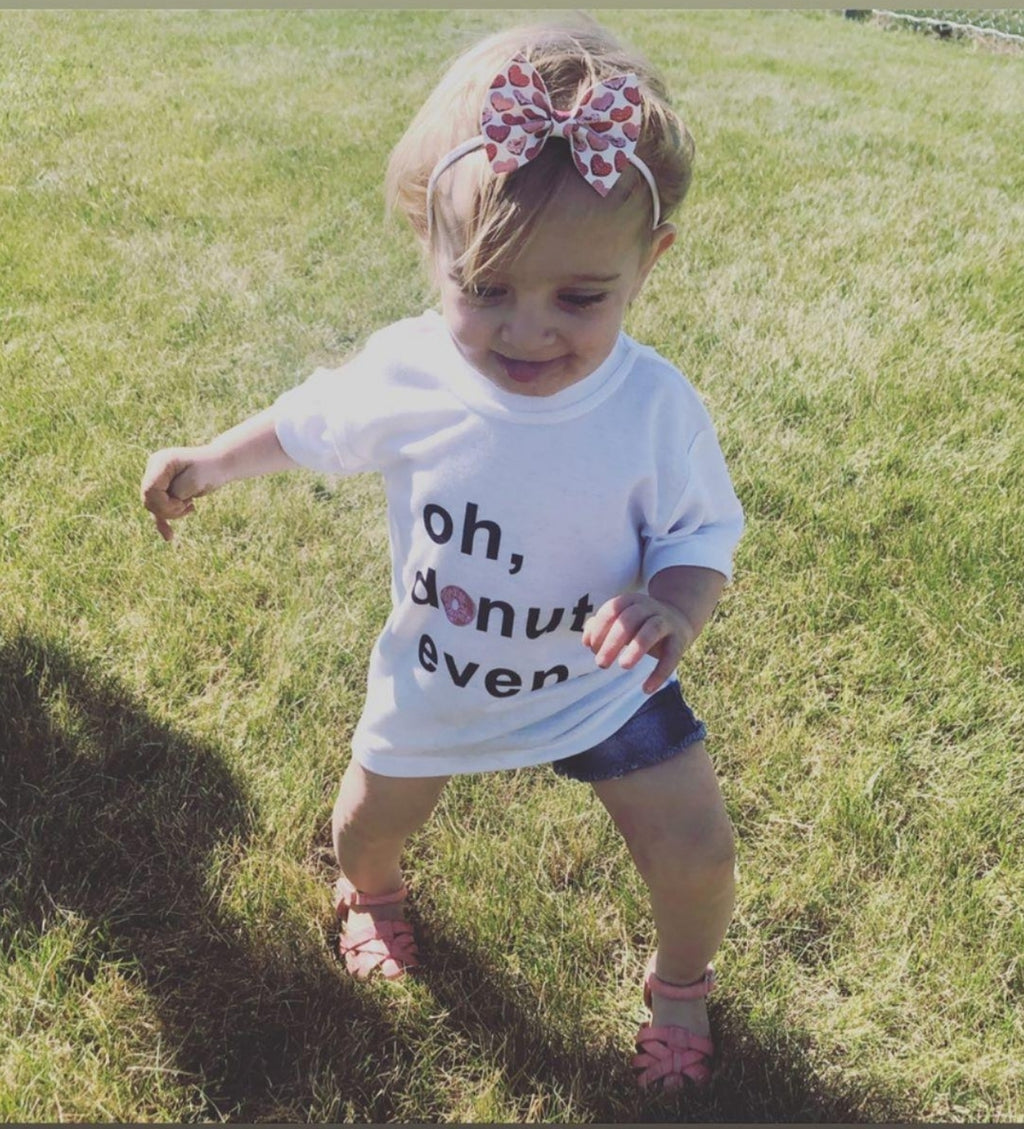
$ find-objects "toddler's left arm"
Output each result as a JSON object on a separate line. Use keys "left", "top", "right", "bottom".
{"left": 582, "top": 565, "right": 725, "bottom": 695}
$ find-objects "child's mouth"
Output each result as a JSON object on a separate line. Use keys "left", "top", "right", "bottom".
{"left": 499, "top": 355, "right": 559, "bottom": 385}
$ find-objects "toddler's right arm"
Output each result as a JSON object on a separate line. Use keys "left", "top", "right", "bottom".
{"left": 141, "top": 407, "right": 299, "bottom": 541}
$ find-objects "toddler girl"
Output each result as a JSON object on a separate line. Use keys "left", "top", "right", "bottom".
{"left": 142, "top": 16, "right": 744, "bottom": 1092}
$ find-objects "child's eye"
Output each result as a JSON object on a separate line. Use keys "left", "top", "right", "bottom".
{"left": 560, "top": 292, "right": 607, "bottom": 310}
{"left": 462, "top": 281, "right": 506, "bottom": 303}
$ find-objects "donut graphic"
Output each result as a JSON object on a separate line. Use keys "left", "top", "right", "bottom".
{"left": 440, "top": 585, "right": 476, "bottom": 627}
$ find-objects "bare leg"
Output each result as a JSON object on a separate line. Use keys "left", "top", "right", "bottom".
{"left": 332, "top": 759, "right": 448, "bottom": 931}
{"left": 591, "top": 742, "right": 735, "bottom": 1035}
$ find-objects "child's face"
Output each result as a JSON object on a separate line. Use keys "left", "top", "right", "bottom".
{"left": 436, "top": 174, "right": 675, "bottom": 397}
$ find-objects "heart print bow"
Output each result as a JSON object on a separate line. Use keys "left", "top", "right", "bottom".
{"left": 481, "top": 55, "right": 646, "bottom": 199}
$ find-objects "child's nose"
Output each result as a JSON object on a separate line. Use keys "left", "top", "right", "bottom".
{"left": 500, "top": 301, "right": 555, "bottom": 351}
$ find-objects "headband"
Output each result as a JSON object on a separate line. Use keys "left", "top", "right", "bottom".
{"left": 425, "top": 54, "right": 661, "bottom": 239}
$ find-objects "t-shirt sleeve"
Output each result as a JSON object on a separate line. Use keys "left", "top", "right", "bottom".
{"left": 271, "top": 325, "right": 396, "bottom": 476}
{"left": 272, "top": 363, "right": 355, "bottom": 474}
{"left": 640, "top": 425, "right": 745, "bottom": 585}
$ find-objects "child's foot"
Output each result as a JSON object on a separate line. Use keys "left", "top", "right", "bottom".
{"left": 633, "top": 958, "right": 715, "bottom": 1090}
{"left": 334, "top": 875, "right": 419, "bottom": 981}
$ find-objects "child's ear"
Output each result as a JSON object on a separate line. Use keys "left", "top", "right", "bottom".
{"left": 646, "top": 222, "right": 677, "bottom": 272}
{"left": 632, "top": 222, "right": 676, "bottom": 299}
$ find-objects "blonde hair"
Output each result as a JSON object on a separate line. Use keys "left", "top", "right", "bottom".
{"left": 384, "top": 16, "right": 695, "bottom": 284}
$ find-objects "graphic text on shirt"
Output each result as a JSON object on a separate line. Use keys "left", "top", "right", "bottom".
{"left": 412, "top": 498, "right": 595, "bottom": 697}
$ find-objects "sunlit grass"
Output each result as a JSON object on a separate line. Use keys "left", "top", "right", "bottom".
{"left": 2, "top": 8, "right": 1022, "bottom": 1123}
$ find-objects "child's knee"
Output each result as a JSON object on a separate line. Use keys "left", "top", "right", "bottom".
{"left": 333, "top": 761, "right": 448, "bottom": 843}
{"left": 623, "top": 801, "right": 735, "bottom": 889}
{"left": 695, "top": 814, "right": 737, "bottom": 890}
{"left": 676, "top": 812, "right": 735, "bottom": 878}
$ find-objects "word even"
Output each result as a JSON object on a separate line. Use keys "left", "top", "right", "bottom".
{"left": 418, "top": 633, "right": 568, "bottom": 697}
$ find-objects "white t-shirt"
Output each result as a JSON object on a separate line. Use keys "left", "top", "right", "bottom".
{"left": 273, "top": 310, "right": 744, "bottom": 777}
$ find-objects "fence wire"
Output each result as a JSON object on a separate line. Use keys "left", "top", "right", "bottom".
{"left": 846, "top": 8, "right": 1024, "bottom": 47}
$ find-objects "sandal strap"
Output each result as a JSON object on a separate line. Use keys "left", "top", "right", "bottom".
{"left": 334, "top": 874, "right": 409, "bottom": 913}
{"left": 341, "top": 918, "right": 418, "bottom": 954}
{"left": 643, "top": 957, "right": 715, "bottom": 1005}
{"left": 633, "top": 1024, "right": 714, "bottom": 1089}
{"left": 340, "top": 919, "right": 419, "bottom": 981}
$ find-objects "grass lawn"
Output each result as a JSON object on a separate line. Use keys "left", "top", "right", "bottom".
{"left": 1, "top": 8, "right": 1022, "bottom": 1123}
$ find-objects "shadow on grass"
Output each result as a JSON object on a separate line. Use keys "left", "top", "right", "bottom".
{"left": 0, "top": 629, "right": 904, "bottom": 1122}
{"left": 0, "top": 630, "right": 433, "bottom": 1121}
{"left": 409, "top": 905, "right": 899, "bottom": 1124}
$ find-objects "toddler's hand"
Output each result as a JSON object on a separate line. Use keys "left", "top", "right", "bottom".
{"left": 140, "top": 446, "right": 221, "bottom": 542}
{"left": 582, "top": 593, "right": 697, "bottom": 695}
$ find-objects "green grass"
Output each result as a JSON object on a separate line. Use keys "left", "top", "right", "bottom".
{"left": 1, "top": 8, "right": 1022, "bottom": 1123}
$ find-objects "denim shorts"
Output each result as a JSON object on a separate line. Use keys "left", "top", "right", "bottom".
{"left": 551, "top": 681, "right": 707, "bottom": 784}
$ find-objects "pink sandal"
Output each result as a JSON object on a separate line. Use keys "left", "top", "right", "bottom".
{"left": 334, "top": 875, "right": 420, "bottom": 981}
{"left": 633, "top": 956, "right": 716, "bottom": 1090}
